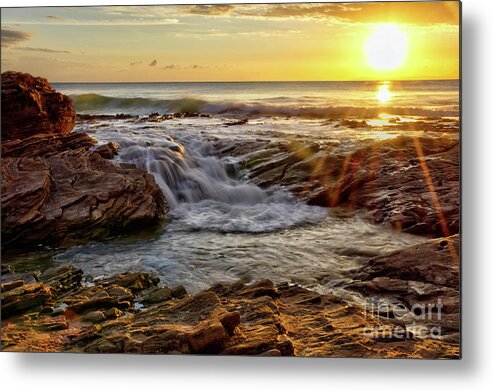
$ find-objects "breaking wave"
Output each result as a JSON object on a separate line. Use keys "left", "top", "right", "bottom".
{"left": 72, "top": 93, "right": 459, "bottom": 118}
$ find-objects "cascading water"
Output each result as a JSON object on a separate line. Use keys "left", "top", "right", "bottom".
{"left": 5, "top": 118, "right": 429, "bottom": 293}
{"left": 3, "top": 81, "right": 455, "bottom": 293}
{"left": 114, "top": 133, "right": 328, "bottom": 233}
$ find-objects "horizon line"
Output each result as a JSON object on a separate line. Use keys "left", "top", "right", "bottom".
{"left": 50, "top": 78, "right": 460, "bottom": 84}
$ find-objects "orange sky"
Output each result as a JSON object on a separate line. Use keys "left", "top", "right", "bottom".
{"left": 1, "top": 1, "right": 460, "bottom": 82}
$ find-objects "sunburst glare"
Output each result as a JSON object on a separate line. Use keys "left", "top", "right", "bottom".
{"left": 365, "top": 24, "right": 409, "bottom": 70}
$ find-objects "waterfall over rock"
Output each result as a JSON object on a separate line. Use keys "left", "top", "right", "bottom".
{"left": 113, "top": 134, "right": 327, "bottom": 233}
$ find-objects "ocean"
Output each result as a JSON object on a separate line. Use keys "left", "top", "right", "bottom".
{"left": 54, "top": 79, "right": 460, "bottom": 118}
{"left": 6, "top": 80, "right": 459, "bottom": 294}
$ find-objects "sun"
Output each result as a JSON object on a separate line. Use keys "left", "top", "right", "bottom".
{"left": 365, "top": 24, "right": 408, "bottom": 70}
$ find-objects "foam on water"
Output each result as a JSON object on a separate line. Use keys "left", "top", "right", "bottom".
{"left": 110, "top": 126, "right": 327, "bottom": 232}
{"left": 6, "top": 80, "right": 454, "bottom": 292}
{"left": 70, "top": 93, "right": 459, "bottom": 118}
{"left": 30, "top": 118, "right": 427, "bottom": 293}
{"left": 56, "top": 80, "right": 460, "bottom": 118}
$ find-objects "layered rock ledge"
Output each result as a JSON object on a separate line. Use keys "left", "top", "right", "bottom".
{"left": 1, "top": 235, "right": 459, "bottom": 358}
{"left": 1, "top": 72, "right": 167, "bottom": 248}
{"left": 1, "top": 73, "right": 460, "bottom": 358}
{"left": 213, "top": 134, "right": 459, "bottom": 237}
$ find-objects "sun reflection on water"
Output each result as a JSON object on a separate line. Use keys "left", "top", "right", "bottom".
{"left": 376, "top": 82, "right": 392, "bottom": 104}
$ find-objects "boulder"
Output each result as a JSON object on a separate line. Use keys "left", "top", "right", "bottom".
{"left": 1, "top": 147, "right": 167, "bottom": 247}
{"left": 1, "top": 71, "right": 76, "bottom": 141}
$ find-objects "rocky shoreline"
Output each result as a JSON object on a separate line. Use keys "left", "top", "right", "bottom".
{"left": 212, "top": 131, "right": 459, "bottom": 237}
{"left": 1, "top": 235, "right": 459, "bottom": 357}
{"left": 1, "top": 72, "right": 167, "bottom": 248}
{"left": 1, "top": 72, "right": 460, "bottom": 358}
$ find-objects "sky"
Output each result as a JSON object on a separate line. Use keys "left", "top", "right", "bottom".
{"left": 1, "top": 1, "right": 460, "bottom": 82}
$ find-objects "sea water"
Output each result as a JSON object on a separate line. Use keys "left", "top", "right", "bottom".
{"left": 5, "top": 80, "right": 459, "bottom": 294}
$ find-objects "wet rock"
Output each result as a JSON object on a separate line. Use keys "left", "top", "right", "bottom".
{"left": 1, "top": 148, "right": 167, "bottom": 247}
{"left": 78, "top": 310, "right": 106, "bottom": 324}
{"left": 1, "top": 282, "right": 52, "bottom": 318}
{"left": 138, "top": 286, "right": 172, "bottom": 305}
{"left": 349, "top": 143, "right": 460, "bottom": 237}
{"left": 100, "top": 272, "right": 159, "bottom": 293}
{"left": 34, "top": 316, "right": 69, "bottom": 331}
{"left": 1, "top": 72, "right": 168, "bottom": 248}
{"left": 1, "top": 132, "right": 97, "bottom": 158}
{"left": 347, "top": 235, "right": 460, "bottom": 339}
{"left": 95, "top": 142, "right": 120, "bottom": 159}
{"left": 0, "top": 280, "right": 25, "bottom": 291}
{"left": 76, "top": 113, "right": 137, "bottom": 121}
{"left": 39, "top": 264, "right": 83, "bottom": 295}
{"left": 242, "top": 135, "right": 459, "bottom": 237}
{"left": 65, "top": 284, "right": 134, "bottom": 316}
{"left": 1, "top": 268, "right": 459, "bottom": 358}
{"left": 0, "top": 271, "right": 37, "bottom": 286}
{"left": 224, "top": 118, "right": 248, "bottom": 126}
{"left": 138, "top": 112, "right": 211, "bottom": 123}
{"left": 352, "top": 235, "right": 460, "bottom": 288}
{"left": 75, "top": 290, "right": 241, "bottom": 354}
{"left": 1, "top": 71, "right": 76, "bottom": 141}
{"left": 171, "top": 285, "right": 187, "bottom": 298}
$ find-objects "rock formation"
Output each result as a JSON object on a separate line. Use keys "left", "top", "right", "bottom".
{"left": 1, "top": 71, "right": 76, "bottom": 141}
{"left": 348, "top": 234, "right": 460, "bottom": 346}
{"left": 220, "top": 135, "right": 459, "bottom": 237}
{"left": 1, "top": 72, "right": 167, "bottom": 248}
{"left": 0, "top": 252, "right": 459, "bottom": 357}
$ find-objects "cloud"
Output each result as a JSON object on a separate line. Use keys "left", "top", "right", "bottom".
{"left": 15, "top": 46, "right": 70, "bottom": 54}
{"left": 4, "top": 7, "right": 180, "bottom": 26}
{"left": 130, "top": 61, "right": 142, "bottom": 66}
{"left": 214, "top": 64, "right": 233, "bottom": 69}
{"left": 149, "top": 59, "right": 157, "bottom": 67}
{"left": 179, "top": 2, "right": 458, "bottom": 25}
{"left": 1, "top": 28, "right": 32, "bottom": 48}
{"left": 161, "top": 64, "right": 209, "bottom": 71}
{"left": 183, "top": 5, "right": 235, "bottom": 16}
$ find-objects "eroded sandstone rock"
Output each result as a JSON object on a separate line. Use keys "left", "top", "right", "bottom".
{"left": 0, "top": 264, "right": 459, "bottom": 358}
{"left": 1, "top": 72, "right": 168, "bottom": 248}
{"left": 347, "top": 235, "right": 460, "bottom": 344}
{"left": 237, "top": 135, "right": 459, "bottom": 237}
{"left": 1, "top": 146, "right": 167, "bottom": 247}
{"left": 1, "top": 71, "right": 76, "bottom": 141}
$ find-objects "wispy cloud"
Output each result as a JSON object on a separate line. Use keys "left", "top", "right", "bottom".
{"left": 1, "top": 3, "right": 458, "bottom": 27}
{"left": 179, "top": 3, "right": 459, "bottom": 25}
{"left": 161, "top": 64, "right": 213, "bottom": 71}
{"left": 183, "top": 5, "right": 235, "bottom": 16}
{"left": 130, "top": 61, "right": 142, "bottom": 66}
{"left": 149, "top": 59, "right": 157, "bottom": 67}
{"left": 15, "top": 46, "right": 70, "bottom": 54}
{"left": 1, "top": 28, "right": 32, "bottom": 48}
